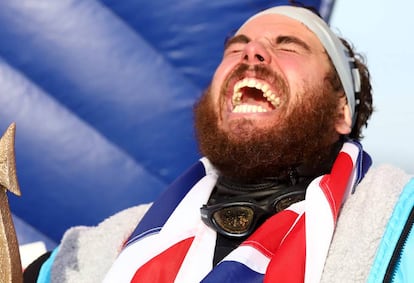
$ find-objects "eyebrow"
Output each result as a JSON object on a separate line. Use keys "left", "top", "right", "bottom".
{"left": 224, "top": 34, "right": 251, "bottom": 49}
{"left": 276, "top": 35, "right": 311, "bottom": 52}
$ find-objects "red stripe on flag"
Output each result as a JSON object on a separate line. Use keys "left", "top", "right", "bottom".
{"left": 243, "top": 210, "right": 301, "bottom": 258}
{"left": 131, "top": 237, "right": 195, "bottom": 283}
{"left": 264, "top": 214, "right": 306, "bottom": 283}
{"left": 319, "top": 152, "right": 353, "bottom": 221}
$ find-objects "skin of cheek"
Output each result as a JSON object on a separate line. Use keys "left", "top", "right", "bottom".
{"left": 276, "top": 55, "right": 331, "bottom": 111}
{"left": 209, "top": 59, "right": 238, "bottom": 121}
{"left": 208, "top": 76, "right": 224, "bottom": 121}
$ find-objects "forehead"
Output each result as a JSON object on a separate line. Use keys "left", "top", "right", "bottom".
{"left": 236, "top": 13, "right": 324, "bottom": 51}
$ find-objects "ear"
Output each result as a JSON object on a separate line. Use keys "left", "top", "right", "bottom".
{"left": 335, "top": 95, "right": 352, "bottom": 135}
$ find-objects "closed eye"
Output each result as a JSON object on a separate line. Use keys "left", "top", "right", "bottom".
{"left": 279, "top": 48, "right": 298, "bottom": 53}
{"left": 276, "top": 35, "right": 310, "bottom": 53}
{"left": 224, "top": 34, "right": 250, "bottom": 56}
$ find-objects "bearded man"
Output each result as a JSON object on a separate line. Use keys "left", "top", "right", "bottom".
{"left": 25, "top": 5, "right": 414, "bottom": 283}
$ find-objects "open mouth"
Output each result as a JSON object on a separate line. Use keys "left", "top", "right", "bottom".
{"left": 231, "top": 78, "right": 280, "bottom": 113}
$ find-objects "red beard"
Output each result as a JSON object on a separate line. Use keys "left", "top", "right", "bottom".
{"left": 194, "top": 66, "right": 341, "bottom": 181}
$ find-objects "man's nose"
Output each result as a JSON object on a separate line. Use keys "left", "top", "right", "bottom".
{"left": 241, "top": 41, "right": 271, "bottom": 64}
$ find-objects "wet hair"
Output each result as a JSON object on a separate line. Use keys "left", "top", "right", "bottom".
{"left": 326, "top": 38, "right": 374, "bottom": 141}
{"left": 343, "top": 39, "right": 373, "bottom": 140}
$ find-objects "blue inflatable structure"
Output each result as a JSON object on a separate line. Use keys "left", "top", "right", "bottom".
{"left": 0, "top": 0, "right": 335, "bottom": 243}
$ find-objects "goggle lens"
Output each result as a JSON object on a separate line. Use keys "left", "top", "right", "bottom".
{"left": 212, "top": 206, "right": 255, "bottom": 234}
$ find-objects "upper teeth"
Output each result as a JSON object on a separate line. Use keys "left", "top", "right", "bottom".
{"left": 232, "top": 78, "right": 280, "bottom": 110}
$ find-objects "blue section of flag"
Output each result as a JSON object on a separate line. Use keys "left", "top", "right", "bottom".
{"left": 201, "top": 261, "right": 264, "bottom": 283}
{"left": 126, "top": 161, "right": 206, "bottom": 245}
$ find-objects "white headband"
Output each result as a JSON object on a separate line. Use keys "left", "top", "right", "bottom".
{"left": 238, "top": 6, "right": 361, "bottom": 124}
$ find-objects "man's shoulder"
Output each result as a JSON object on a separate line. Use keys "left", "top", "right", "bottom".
{"left": 359, "top": 163, "right": 412, "bottom": 196}
{"left": 364, "top": 163, "right": 411, "bottom": 180}
{"left": 322, "top": 163, "right": 412, "bottom": 282}
{"left": 50, "top": 203, "right": 152, "bottom": 282}
{"left": 350, "top": 163, "right": 412, "bottom": 222}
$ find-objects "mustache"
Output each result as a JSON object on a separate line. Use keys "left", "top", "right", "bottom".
{"left": 223, "top": 63, "right": 289, "bottom": 95}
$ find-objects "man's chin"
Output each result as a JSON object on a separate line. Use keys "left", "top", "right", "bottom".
{"left": 221, "top": 116, "right": 278, "bottom": 138}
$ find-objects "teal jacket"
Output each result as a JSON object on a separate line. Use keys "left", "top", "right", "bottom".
{"left": 368, "top": 179, "right": 414, "bottom": 283}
